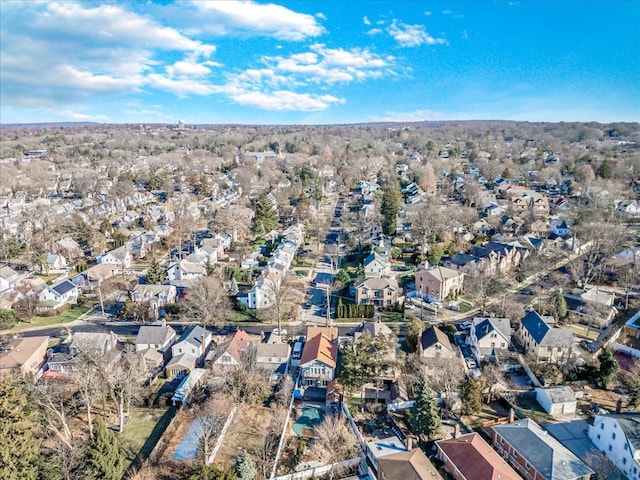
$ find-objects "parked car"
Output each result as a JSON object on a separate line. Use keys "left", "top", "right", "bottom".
{"left": 447, "top": 304, "right": 460, "bottom": 311}
{"left": 465, "top": 358, "right": 477, "bottom": 369}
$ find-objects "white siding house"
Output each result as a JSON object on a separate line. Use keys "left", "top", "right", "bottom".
{"left": 589, "top": 413, "right": 640, "bottom": 479}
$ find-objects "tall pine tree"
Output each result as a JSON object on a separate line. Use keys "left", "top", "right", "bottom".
{"left": 380, "top": 184, "right": 403, "bottom": 236}
{"left": 409, "top": 374, "right": 441, "bottom": 441}
{"left": 0, "top": 379, "right": 41, "bottom": 480}
{"left": 145, "top": 256, "right": 166, "bottom": 284}
{"left": 84, "top": 419, "right": 125, "bottom": 480}
{"left": 253, "top": 192, "right": 278, "bottom": 235}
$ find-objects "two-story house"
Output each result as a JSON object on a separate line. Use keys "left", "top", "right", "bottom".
{"left": 515, "top": 310, "right": 574, "bottom": 364}
{"left": 415, "top": 266, "right": 465, "bottom": 301}
{"left": 135, "top": 324, "right": 176, "bottom": 368}
{"left": 212, "top": 329, "right": 253, "bottom": 371}
{"left": 363, "top": 251, "right": 390, "bottom": 278}
{"left": 130, "top": 284, "right": 178, "bottom": 318}
{"left": 165, "top": 326, "right": 212, "bottom": 378}
{"left": 466, "top": 317, "right": 511, "bottom": 361}
{"left": 589, "top": 413, "right": 640, "bottom": 479}
{"left": 38, "top": 279, "right": 80, "bottom": 309}
{"left": 97, "top": 245, "right": 132, "bottom": 269}
{"left": 490, "top": 418, "right": 594, "bottom": 480}
{"left": 420, "top": 326, "right": 455, "bottom": 359}
{"left": 166, "top": 259, "right": 206, "bottom": 281}
{"left": 299, "top": 332, "right": 338, "bottom": 390}
{"left": 355, "top": 277, "right": 400, "bottom": 307}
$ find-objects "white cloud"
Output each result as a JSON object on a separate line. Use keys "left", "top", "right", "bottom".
{"left": 363, "top": 16, "right": 371, "bottom": 25}
{"left": 424, "top": 11, "right": 432, "bottom": 16}
{"left": 387, "top": 20, "right": 446, "bottom": 47}
{"left": 191, "top": 1, "right": 324, "bottom": 41}
{"left": 229, "top": 90, "right": 344, "bottom": 111}
{"left": 0, "top": 2, "right": 218, "bottom": 106}
{"left": 367, "top": 28, "right": 383, "bottom": 35}
{"left": 146, "top": 74, "right": 217, "bottom": 97}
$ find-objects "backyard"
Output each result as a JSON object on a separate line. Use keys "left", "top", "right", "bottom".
{"left": 118, "top": 406, "right": 175, "bottom": 471}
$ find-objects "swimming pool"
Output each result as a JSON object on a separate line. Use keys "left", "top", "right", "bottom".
{"left": 292, "top": 404, "right": 325, "bottom": 437}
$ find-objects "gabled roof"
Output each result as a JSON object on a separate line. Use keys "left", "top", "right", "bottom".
{"left": 0, "top": 265, "right": 18, "bottom": 279}
{"left": 437, "top": 433, "right": 520, "bottom": 480}
{"left": 419, "top": 265, "right": 462, "bottom": 282}
{"left": 491, "top": 419, "right": 594, "bottom": 480}
{"left": 520, "top": 310, "right": 552, "bottom": 344}
{"left": 0, "top": 336, "right": 48, "bottom": 371}
{"left": 363, "top": 251, "right": 387, "bottom": 267}
{"left": 355, "top": 277, "right": 399, "bottom": 291}
{"left": 175, "top": 325, "right": 210, "bottom": 348}
{"left": 136, "top": 325, "right": 176, "bottom": 346}
{"left": 220, "top": 329, "right": 252, "bottom": 363}
{"left": 378, "top": 448, "right": 444, "bottom": 480}
{"left": 350, "top": 320, "right": 393, "bottom": 339}
{"left": 474, "top": 317, "right": 511, "bottom": 341}
{"left": 420, "top": 326, "right": 453, "bottom": 352}
{"left": 300, "top": 333, "right": 337, "bottom": 368}
{"left": 306, "top": 326, "right": 338, "bottom": 341}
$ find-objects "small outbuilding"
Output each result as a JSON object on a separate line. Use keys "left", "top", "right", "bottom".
{"left": 535, "top": 386, "right": 577, "bottom": 415}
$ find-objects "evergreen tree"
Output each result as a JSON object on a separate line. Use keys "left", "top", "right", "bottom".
{"left": 409, "top": 375, "right": 441, "bottom": 441}
{"left": 405, "top": 317, "right": 424, "bottom": 352}
{"left": 380, "top": 184, "right": 403, "bottom": 235}
{"left": 253, "top": 192, "right": 278, "bottom": 235}
{"left": 461, "top": 377, "right": 484, "bottom": 414}
{"left": 235, "top": 450, "right": 257, "bottom": 480}
{"left": 0, "top": 379, "right": 41, "bottom": 480}
{"left": 83, "top": 419, "right": 125, "bottom": 480}
{"left": 555, "top": 293, "right": 568, "bottom": 319}
{"left": 145, "top": 256, "right": 166, "bottom": 284}
{"left": 596, "top": 348, "right": 618, "bottom": 389}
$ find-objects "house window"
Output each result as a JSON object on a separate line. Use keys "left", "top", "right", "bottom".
{"left": 525, "top": 462, "right": 530, "bottom": 470}
{"left": 597, "top": 434, "right": 601, "bottom": 440}
{"left": 609, "top": 445, "right": 613, "bottom": 452}
{"left": 623, "top": 458, "right": 627, "bottom": 465}
{"left": 601, "top": 423, "right": 604, "bottom": 430}
{"left": 612, "top": 433, "right": 616, "bottom": 440}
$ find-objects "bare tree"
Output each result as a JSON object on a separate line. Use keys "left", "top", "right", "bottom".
{"left": 423, "top": 357, "right": 465, "bottom": 408}
{"left": 195, "top": 397, "right": 231, "bottom": 464}
{"left": 251, "top": 405, "right": 288, "bottom": 480}
{"left": 313, "top": 414, "right": 360, "bottom": 479}
{"left": 32, "top": 380, "right": 75, "bottom": 449}
{"left": 225, "top": 349, "right": 271, "bottom": 405}
{"left": 72, "top": 352, "right": 103, "bottom": 439}
{"left": 102, "top": 351, "right": 145, "bottom": 433}
{"left": 265, "top": 272, "right": 304, "bottom": 334}
{"left": 182, "top": 275, "right": 231, "bottom": 327}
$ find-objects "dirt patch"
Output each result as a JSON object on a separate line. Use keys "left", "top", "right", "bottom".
{"left": 213, "top": 404, "right": 272, "bottom": 471}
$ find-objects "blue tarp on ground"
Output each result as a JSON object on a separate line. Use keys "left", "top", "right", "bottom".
{"left": 172, "top": 418, "right": 203, "bottom": 461}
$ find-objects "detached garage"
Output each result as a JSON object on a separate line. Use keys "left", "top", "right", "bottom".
{"left": 535, "top": 386, "right": 577, "bottom": 415}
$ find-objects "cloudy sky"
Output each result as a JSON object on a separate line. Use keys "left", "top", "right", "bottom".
{"left": 1, "top": 1, "right": 638, "bottom": 125}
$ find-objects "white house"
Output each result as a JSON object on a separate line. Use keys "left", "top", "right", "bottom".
{"left": 588, "top": 413, "right": 640, "bottom": 479}
{"left": 46, "top": 253, "right": 68, "bottom": 272}
{"left": 550, "top": 219, "right": 571, "bottom": 238}
{"left": 135, "top": 325, "right": 176, "bottom": 353}
{"left": 466, "top": 317, "right": 511, "bottom": 361}
{"left": 38, "top": 280, "right": 79, "bottom": 309}
{"left": 535, "top": 386, "right": 577, "bottom": 415}
{"left": 363, "top": 251, "right": 390, "bottom": 278}
{"left": 166, "top": 260, "right": 206, "bottom": 281}
{"left": 97, "top": 246, "right": 132, "bottom": 269}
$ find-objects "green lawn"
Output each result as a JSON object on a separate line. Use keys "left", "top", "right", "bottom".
{"left": 457, "top": 300, "right": 473, "bottom": 313}
{"left": 11, "top": 305, "right": 92, "bottom": 331}
{"left": 566, "top": 324, "right": 599, "bottom": 340}
{"left": 118, "top": 406, "right": 175, "bottom": 470}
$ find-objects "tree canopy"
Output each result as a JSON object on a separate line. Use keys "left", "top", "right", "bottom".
{"left": 409, "top": 375, "right": 441, "bottom": 441}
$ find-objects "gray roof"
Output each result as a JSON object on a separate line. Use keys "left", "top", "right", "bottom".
{"left": 176, "top": 325, "right": 210, "bottom": 348}
{"left": 473, "top": 317, "right": 511, "bottom": 341}
{"left": 492, "top": 419, "right": 594, "bottom": 480}
{"left": 136, "top": 325, "right": 176, "bottom": 346}
{"left": 536, "top": 387, "right": 576, "bottom": 404}
{"left": 420, "top": 326, "right": 453, "bottom": 352}
{"left": 355, "top": 277, "right": 399, "bottom": 290}
{"left": 351, "top": 320, "right": 394, "bottom": 339}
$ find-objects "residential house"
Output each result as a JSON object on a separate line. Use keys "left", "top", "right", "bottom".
{"left": 535, "top": 387, "right": 577, "bottom": 415}
{"left": 588, "top": 413, "right": 640, "bottom": 479}
{"left": 70, "top": 331, "right": 118, "bottom": 356}
{"left": 355, "top": 277, "right": 400, "bottom": 307}
{"left": 550, "top": 220, "right": 571, "bottom": 238}
{"left": 212, "top": 329, "right": 253, "bottom": 371}
{"left": 70, "top": 263, "right": 119, "bottom": 292}
{"left": 420, "top": 326, "right": 455, "bottom": 359}
{"left": 363, "top": 251, "right": 391, "bottom": 278}
{"left": 46, "top": 253, "right": 68, "bottom": 272}
{"left": 255, "top": 342, "right": 290, "bottom": 382}
{"left": 38, "top": 279, "right": 80, "bottom": 309}
{"left": 299, "top": 332, "right": 338, "bottom": 389}
{"left": 466, "top": 317, "right": 511, "bottom": 361}
{"left": 489, "top": 418, "right": 594, "bottom": 480}
{"left": 56, "top": 237, "right": 83, "bottom": 259}
{"left": 0, "top": 265, "right": 19, "bottom": 293}
{"left": 0, "top": 336, "right": 49, "bottom": 378}
{"left": 514, "top": 310, "right": 574, "bottom": 364}
{"left": 135, "top": 324, "right": 176, "bottom": 368}
{"left": 97, "top": 245, "right": 133, "bottom": 269}
{"left": 415, "top": 266, "right": 464, "bottom": 301}
{"left": 130, "top": 284, "right": 177, "bottom": 318}
{"left": 351, "top": 320, "right": 394, "bottom": 342}
{"left": 436, "top": 432, "right": 521, "bottom": 480}
{"left": 377, "top": 446, "right": 444, "bottom": 480}
{"left": 365, "top": 436, "right": 407, "bottom": 476}
{"left": 166, "top": 326, "right": 212, "bottom": 378}
{"left": 625, "top": 310, "right": 640, "bottom": 339}
{"left": 166, "top": 259, "right": 206, "bottom": 281}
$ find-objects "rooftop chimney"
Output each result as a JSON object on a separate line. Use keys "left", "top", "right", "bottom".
{"left": 508, "top": 408, "right": 515, "bottom": 423}
{"left": 406, "top": 436, "right": 413, "bottom": 451}
{"left": 453, "top": 424, "right": 460, "bottom": 439}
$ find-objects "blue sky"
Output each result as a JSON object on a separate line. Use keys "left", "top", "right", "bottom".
{"left": 1, "top": 1, "right": 638, "bottom": 125}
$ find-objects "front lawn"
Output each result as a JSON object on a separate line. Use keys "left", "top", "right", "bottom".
{"left": 12, "top": 305, "right": 92, "bottom": 331}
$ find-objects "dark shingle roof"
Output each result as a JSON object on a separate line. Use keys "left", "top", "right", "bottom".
{"left": 420, "top": 326, "right": 453, "bottom": 352}
{"left": 521, "top": 310, "right": 551, "bottom": 344}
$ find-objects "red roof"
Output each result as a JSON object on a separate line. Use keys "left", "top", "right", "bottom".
{"left": 223, "top": 329, "right": 252, "bottom": 363}
{"left": 437, "top": 433, "right": 520, "bottom": 480}
{"left": 300, "top": 333, "right": 337, "bottom": 368}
